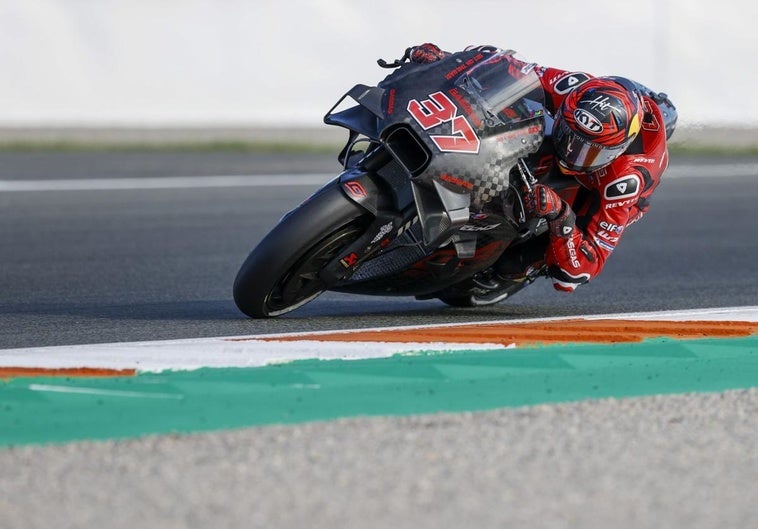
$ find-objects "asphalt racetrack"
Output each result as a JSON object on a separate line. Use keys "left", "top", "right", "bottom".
{"left": 1, "top": 151, "right": 757, "bottom": 349}
{"left": 2, "top": 151, "right": 758, "bottom": 528}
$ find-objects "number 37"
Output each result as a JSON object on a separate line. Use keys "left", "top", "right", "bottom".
{"left": 407, "top": 92, "right": 480, "bottom": 154}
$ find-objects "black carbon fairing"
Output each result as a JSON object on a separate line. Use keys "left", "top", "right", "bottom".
{"left": 321, "top": 50, "right": 549, "bottom": 297}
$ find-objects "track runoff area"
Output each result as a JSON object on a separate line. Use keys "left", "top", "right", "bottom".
{"left": 1, "top": 306, "right": 757, "bottom": 446}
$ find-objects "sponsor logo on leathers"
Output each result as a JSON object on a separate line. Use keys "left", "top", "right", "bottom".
{"left": 604, "top": 174, "right": 640, "bottom": 200}
{"left": 554, "top": 72, "right": 591, "bottom": 95}
{"left": 599, "top": 221, "right": 625, "bottom": 233}
{"left": 596, "top": 230, "right": 620, "bottom": 243}
{"left": 605, "top": 198, "right": 637, "bottom": 210}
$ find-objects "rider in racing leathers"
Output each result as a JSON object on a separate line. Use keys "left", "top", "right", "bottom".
{"left": 409, "top": 43, "right": 678, "bottom": 292}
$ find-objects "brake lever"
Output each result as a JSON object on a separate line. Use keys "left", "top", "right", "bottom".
{"left": 515, "top": 159, "right": 544, "bottom": 237}
{"left": 377, "top": 48, "right": 412, "bottom": 69}
{"left": 516, "top": 158, "right": 537, "bottom": 192}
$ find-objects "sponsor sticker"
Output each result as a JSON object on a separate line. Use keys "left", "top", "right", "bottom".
{"left": 344, "top": 181, "right": 368, "bottom": 200}
{"left": 339, "top": 252, "right": 359, "bottom": 268}
{"left": 460, "top": 223, "right": 502, "bottom": 232}
{"left": 440, "top": 173, "right": 474, "bottom": 190}
{"left": 574, "top": 109, "right": 604, "bottom": 134}
{"left": 370, "top": 222, "right": 394, "bottom": 244}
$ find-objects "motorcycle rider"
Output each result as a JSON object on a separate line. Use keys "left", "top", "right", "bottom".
{"left": 409, "top": 43, "right": 677, "bottom": 292}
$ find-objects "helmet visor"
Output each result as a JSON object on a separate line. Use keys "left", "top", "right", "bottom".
{"left": 553, "top": 117, "right": 632, "bottom": 172}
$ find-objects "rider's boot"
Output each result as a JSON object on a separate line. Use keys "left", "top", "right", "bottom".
{"left": 494, "top": 234, "right": 548, "bottom": 284}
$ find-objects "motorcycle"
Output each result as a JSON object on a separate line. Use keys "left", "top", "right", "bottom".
{"left": 233, "top": 48, "right": 577, "bottom": 318}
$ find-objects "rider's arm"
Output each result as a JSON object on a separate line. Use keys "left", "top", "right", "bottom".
{"left": 544, "top": 188, "right": 637, "bottom": 292}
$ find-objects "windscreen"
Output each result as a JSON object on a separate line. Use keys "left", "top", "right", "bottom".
{"left": 455, "top": 52, "right": 545, "bottom": 127}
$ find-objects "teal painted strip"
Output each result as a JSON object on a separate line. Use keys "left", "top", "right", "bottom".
{"left": 1, "top": 336, "right": 757, "bottom": 446}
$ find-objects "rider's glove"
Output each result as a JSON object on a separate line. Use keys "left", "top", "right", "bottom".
{"left": 525, "top": 184, "right": 564, "bottom": 220}
{"left": 410, "top": 43, "right": 446, "bottom": 64}
{"left": 526, "top": 184, "right": 577, "bottom": 238}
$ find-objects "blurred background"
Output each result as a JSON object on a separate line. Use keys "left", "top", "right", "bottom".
{"left": 1, "top": 0, "right": 756, "bottom": 147}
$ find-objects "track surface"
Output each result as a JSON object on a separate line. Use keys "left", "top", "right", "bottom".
{"left": 2, "top": 152, "right": 758, "bottom": 529}
{"left": 1, "top": 152, "right": 757, "bottom": 348}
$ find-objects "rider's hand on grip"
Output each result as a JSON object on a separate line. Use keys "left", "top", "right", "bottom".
{"left": 410, "top": 43, "right": 446, "bottom": 64}
{"left": 525, "top": 184, "right": 564, "bottom": 221}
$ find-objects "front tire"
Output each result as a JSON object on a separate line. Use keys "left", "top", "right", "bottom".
{"left": 233, "top": 185, "right": 368, "bottom": 318}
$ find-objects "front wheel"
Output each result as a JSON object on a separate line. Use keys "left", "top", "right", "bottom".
{"left": 233, "top": 184, "right": 369, "bottom": 318}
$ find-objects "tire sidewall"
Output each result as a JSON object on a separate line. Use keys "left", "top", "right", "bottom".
{"left": 233, "top": 184, "right": 367, "bottom": 317}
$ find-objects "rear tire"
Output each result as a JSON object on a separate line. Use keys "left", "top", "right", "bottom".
{"left": 233, "top": 185, "right": 369, "bottom": 318}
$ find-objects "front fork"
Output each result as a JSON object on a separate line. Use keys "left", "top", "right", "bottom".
{"left": 318, "top": 209, "right": 412, "bottom": 285}
{"left": 317, "top": 169, "right": 415, "bottom": 285}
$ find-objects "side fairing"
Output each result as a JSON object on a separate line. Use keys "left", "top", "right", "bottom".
{"left": 375, "top": 51, "right": 544, "bottom": 210}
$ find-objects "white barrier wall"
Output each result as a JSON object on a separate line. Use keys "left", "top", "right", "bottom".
{"left": 0, "top": 0, "right": 755, "bottom": 127}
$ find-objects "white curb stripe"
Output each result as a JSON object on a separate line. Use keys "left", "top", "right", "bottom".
{"left": 1, "top": 306, "right": 756, "bottom": 373}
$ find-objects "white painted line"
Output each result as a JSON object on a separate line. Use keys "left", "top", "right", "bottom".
{"left": 0, "top": 173, "right": 333, "bottom": 192}
{"left": 1, "top": 306, "right": 756, "bottom": 373}
{"left": 0, "top": 162, "right": 755, "bottom": 192}
{"left": 588, "top": 306, "right": 758, "bottom": 321}
{"left": 245, "top": 305, "right": 758, "bottom": 340}
{"left": 28, "top": 384, "right": 184, "bottom": 399}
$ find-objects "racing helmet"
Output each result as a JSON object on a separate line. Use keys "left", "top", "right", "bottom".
{"left": 553, "top": 77, "right": 643, "bottom": 172}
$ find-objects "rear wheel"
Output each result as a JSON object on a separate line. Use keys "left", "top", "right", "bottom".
{"left": 233, "top": 184, "right": 369, "bottom": 318}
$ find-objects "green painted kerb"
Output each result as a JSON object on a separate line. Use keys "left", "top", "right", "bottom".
{"left": 2, "top": 335, "right": 758, "bottom": 446}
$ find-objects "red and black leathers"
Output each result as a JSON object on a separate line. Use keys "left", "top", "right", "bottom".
{"left": 531, "top": 63, "right": 669, "bottom": 291}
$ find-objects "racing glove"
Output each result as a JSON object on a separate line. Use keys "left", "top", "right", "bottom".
{"left": 525, "top": 184, "right": 576, "bottom": 238}
{"left": 525, "top": 184, "right": 563, "bottom": 220}
{"left": 410, "top": 43, "right": 446, "bottom": 64}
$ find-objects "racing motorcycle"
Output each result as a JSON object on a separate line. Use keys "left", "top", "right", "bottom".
{"left": 233, "top": 48, "right": 573, "bottom": 318}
